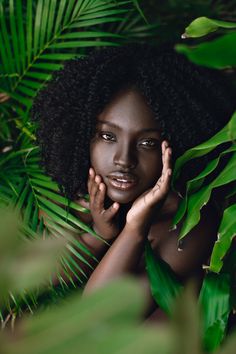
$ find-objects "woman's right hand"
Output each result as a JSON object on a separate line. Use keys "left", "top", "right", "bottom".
{"left": 88, "top": 167, "right": 120, "bottom": 241}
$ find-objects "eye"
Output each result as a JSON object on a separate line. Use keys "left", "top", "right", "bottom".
{"left": 100, "top": 132, "right": 116, "bottom": 142}
{"left": 139, "top": 139, "right": 159, "bottom": 148}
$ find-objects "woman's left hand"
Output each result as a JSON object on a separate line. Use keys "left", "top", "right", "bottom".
{"left": 126, "top": 141, "right": 172, "bottom": 233}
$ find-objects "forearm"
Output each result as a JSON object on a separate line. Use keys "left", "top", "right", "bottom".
{"left": 83, "top": 224, "right": 147, "bottom": 295}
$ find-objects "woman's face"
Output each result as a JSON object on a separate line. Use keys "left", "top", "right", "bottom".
{"left": 90, "top": 88, "right": 163, "bottom": 204}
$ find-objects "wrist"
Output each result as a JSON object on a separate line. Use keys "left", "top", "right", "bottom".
{"left": 92, "top": 223, "right": 117, "bottom": 242}
{"left": 123, "top": 222, "right": 149, "bottom": 239}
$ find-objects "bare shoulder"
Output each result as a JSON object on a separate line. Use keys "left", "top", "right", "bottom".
{"left": 149, "top": 196, "right": 219, "bottom": 280}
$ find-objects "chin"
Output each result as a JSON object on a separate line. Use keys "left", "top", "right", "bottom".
{"left": 107, "top": 188, "right": 139, "bottom": 205}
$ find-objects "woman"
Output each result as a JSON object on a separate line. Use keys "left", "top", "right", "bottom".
{"left": 32, "top": 44, "right": 235, "bottom": 318}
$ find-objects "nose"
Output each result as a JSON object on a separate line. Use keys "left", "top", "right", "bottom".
{"left": 113, "top": 141, "right": 137, "bottom": 169}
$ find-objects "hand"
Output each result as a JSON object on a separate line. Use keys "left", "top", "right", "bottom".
{"left": 88, "top": 167, "right": 120, "bottom": 240}
{"left": 126, "top": 141, "right": 172, "bottom": 233}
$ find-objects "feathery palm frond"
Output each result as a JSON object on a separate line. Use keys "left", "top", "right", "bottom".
{"left": 0, "top": 0, "right": 152, "bottom": 310}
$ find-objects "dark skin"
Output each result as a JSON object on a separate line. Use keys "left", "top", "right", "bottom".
{"left": 75, "top": 88, "right": 218, "bottom": 318}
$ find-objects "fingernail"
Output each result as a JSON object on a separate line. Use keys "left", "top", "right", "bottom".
{"left": 89, "top": 168, "right": 92, "bottom": 176}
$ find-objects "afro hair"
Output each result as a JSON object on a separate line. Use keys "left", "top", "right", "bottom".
{"left": 31, "top": 44, "right": 235, "bottom": 199}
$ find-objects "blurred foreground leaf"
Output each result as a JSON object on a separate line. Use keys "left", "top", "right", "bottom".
{"left": 176, "top": 32, "right": 236, "bottom": 69}
{"left": 6, "top": 278, "right": 172, "bottom": 354}
{"left": 199, "top": 272, "right": 231, "bottom": 352}
{"left": 0, "top": 207, "right": 66, "bottom": 307}
{"left": 171, "top": 284, "right": 201, "bottom": 354}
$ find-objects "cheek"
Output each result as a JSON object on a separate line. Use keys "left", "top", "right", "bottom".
{"left": 90, "top": 143, "right": 110, "bottom": 173}
{"left": 141, "top": 157, "right": 162, "bottom": 188}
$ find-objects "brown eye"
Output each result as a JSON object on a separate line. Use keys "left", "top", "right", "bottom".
{"left": 139, "top": 139, "right": 159, "bottom": 148}
{"left": 100, "top": 132, "right": 116, "bottom": 142}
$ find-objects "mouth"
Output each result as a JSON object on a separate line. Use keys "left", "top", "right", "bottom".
{"left": 107, "top": 173, "right": 138, "bottom": 191}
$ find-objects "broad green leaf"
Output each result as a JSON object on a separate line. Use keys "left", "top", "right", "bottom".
{"left": 182, "top": 17, "right": 236, "bottom": 39}
{"left": 199, "top": 272, "right": 231, "bottom": 352}
{"left": 176, "top": 32, "right": 236, "bottom": 69}
{"left": 178, "top": 152, "right": 236, "bottom": 239}
{"left": 173, "top": 116, "right": 234, "bottom": 184}
{"left": 209, "top": 204, "right": 236, "bottom": 273}
{"left": 8, "top": 279, "right": 171, "bottom": 354}
{"left": 145, "top": 240, "right": 183, "bottom": 315}
{"left": 172, "top": 145, "right": 236, "bottom": 227}
{"left": 228, "top": 111, "right": 236, "bottom": 141}
{"left": 171, "top": 285, "right": 201, "bottom": 354}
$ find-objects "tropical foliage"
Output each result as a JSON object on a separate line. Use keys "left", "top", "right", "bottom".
{"left": 0, "top": 0, "right": 157, "bottom": 299}
{"left": 145, "top": 16, "right": 236, "bottom": 352}
{"left": 0, "top": 1, "right": 236, "bottom": 352}
{"left": 0, "top": 212, "right": 236, "bottom": 354}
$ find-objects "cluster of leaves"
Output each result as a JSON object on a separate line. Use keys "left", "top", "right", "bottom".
{"left": 0, "top": 210, "right": 236, "bottom": 354}
{"left": 1, "top": 1, "right": 235, "bottom": 352}
{"left": 140, "top": 0, "right": 236, "bottom": 44}
{"left": 144, "top": 17, "right": 236, "bottom": 353}
{"left": 0, "top": 0, "right": 157, "bottom": 305}
{"left": 174, "top": 16, "right": 236, "bottom": 274}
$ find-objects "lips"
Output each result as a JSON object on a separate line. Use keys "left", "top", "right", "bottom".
{"left": 107, "top": 172, "right": 138, "bottom": 191}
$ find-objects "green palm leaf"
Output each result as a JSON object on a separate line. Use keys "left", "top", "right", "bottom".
{"left": 0, "top": 0, "right": 132, "bottom": 112}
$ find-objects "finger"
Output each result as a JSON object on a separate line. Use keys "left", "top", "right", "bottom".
{"left": 90, "top": 174, "right": 101, "bottom": 204}
{"left": 93, "top": 181, "right": 106, "bottom": 211}
{"left": 161, "top": 168, "right": 172, "bottom": 193}
{"left": 87, "top": 167, "right": 95, "bottom": 194}
{"left": 162, "top": 143, "right": 172, "bottom": 176}
{"left": 153, "top": 167, "right": 171, "bottom": 194}
{"left": 102, "top": 201, "right": 120, "bottom": 221}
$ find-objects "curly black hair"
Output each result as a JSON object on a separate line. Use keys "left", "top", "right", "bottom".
{"left": 31, "top": 44, "right": 235, "bottom": 199}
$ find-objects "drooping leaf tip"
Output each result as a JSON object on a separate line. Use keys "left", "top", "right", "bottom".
{"left": 181, "top": 32, "right": 188, "bottom": 39}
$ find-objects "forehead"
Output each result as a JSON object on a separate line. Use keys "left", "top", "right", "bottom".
{"left": 97, "top": 88, "right": 160, "bottom": 132}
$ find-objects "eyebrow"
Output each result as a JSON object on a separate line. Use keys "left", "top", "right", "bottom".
{"left": 97, "top": 120, "right": 160, "bottom": 133}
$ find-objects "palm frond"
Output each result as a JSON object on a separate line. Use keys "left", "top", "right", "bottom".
{"left": 0, "top": 0, "right": 132, "bottom": 113}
